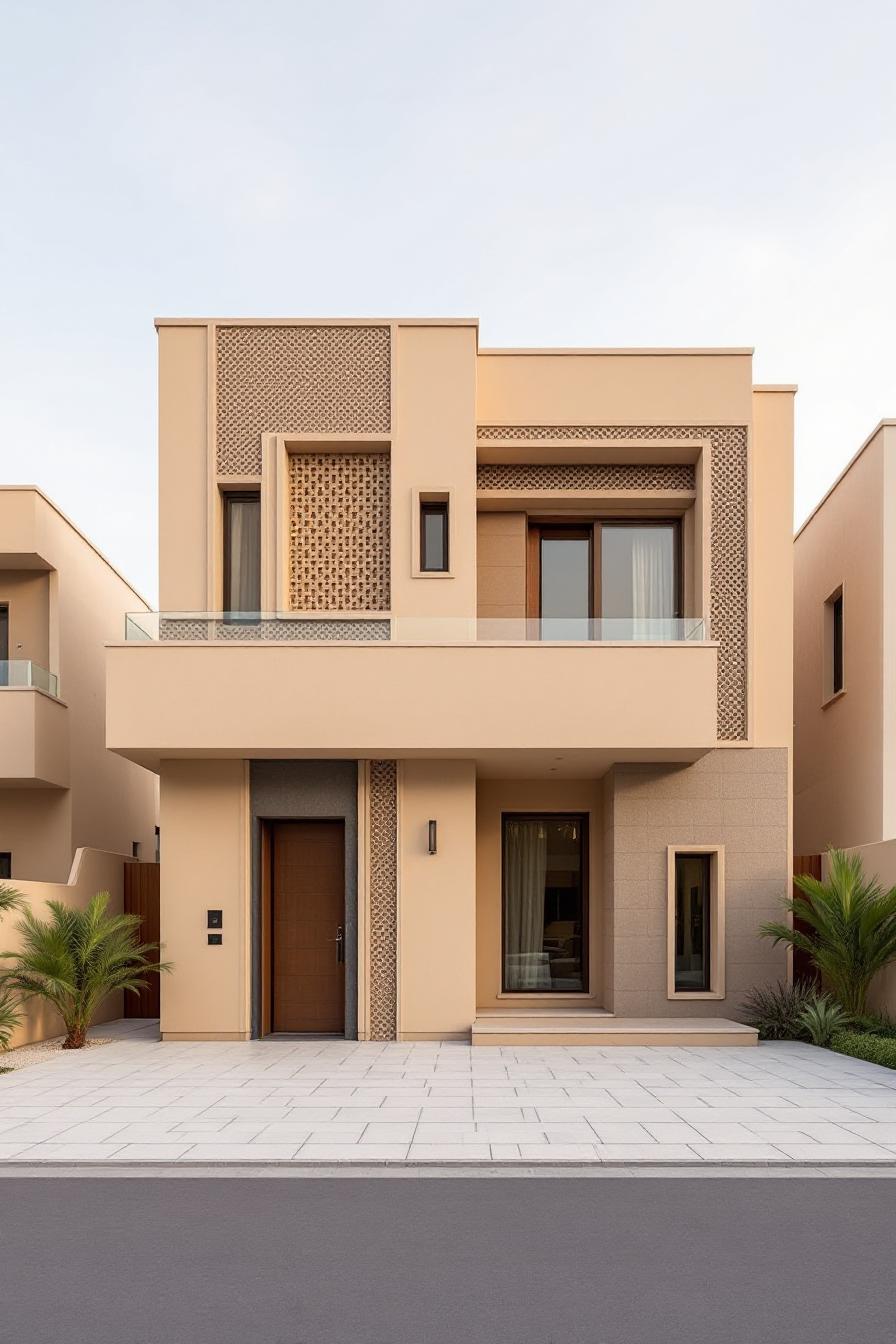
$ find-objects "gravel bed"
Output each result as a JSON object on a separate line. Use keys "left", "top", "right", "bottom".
{"left": 0, "top": 1034, "right": 113, "bottom": 1072}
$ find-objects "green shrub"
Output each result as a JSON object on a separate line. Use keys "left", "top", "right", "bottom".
{"left": 741, "top": 979, "right": 817, "bottom": 1040}
{"left": 761, "top": 849, "right": 896, "bottom": 1018}
{"left": 797, "top": 995, "right": 850, "bottom": 1047}
{"left": 830, "top": 1031, "right": 896, "bottom": 1070}
{"left": 849, "top": 1011, "right": 896, "bottom": 1039}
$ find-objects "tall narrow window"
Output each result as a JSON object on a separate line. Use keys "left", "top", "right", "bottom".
{"left": 674, "top": 852, "right": 711, "bottom": 992}
{"left": 223, "top": 492, "right": 261, "bottom": 615}
{"left": 420, "top": 500, "right": 449, "bottom": 572}
{"left": 831, "top": 591, "right": 844, "bottom": 695}
{"left": 0, "top": 603, "right": 8, "bottom": 688}
{"left": 0, "top": 853, "right": 11, "bottom": 881}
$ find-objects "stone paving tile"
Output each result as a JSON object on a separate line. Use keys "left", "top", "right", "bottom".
{"left": 3, "top": 1023, "right": 896, "bottom": 1166}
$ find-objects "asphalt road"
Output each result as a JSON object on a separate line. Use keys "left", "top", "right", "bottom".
{"left": 0, "top": 1174, "right": 891, "bottom": 1344}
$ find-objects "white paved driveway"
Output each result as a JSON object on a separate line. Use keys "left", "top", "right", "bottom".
{"left": 1, "top": 1019, "right": 896, "bottom": 1165}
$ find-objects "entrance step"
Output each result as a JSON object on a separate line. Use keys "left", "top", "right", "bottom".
{"left": 471, "top": 1013, "right": 758, "bottom": 1047}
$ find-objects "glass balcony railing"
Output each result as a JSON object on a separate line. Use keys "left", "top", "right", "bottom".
{"left": 0, "top": 660, "right": 60, "bottom": 696}
{"left": 124, "top": 612, "right": 707, "bottom": 644}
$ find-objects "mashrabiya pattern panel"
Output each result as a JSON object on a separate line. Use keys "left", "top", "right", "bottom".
{"left": 216, "top": 324, "right": 391, "bottom": 476}
{"left": 476, "top": 462, "right": 695, "bottom": 491}
{"left": 289, "top": 453, "right": 391, "bottom": 612}
{"left": 476, "top": 425, "right": 748, "bottom": 741}
{"left": 368, "top": 761, "right": 398, "bottom": 1042}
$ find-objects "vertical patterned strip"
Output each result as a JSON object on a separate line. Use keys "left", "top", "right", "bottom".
{"left": 368, "top": 760, "right": 398, "bottom": 1040}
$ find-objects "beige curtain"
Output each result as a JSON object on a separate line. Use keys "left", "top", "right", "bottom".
{"left": 504, "top": 819, "right": 549, "bottom": 990}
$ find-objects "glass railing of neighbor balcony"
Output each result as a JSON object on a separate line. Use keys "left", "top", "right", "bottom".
{"left": 124, "top": 613, "right": 707, "bottom": 643}
{"left": 0, "top": 661, "right": 59, "bottom": 695}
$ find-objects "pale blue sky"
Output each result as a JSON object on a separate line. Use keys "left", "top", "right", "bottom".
{"left": 1, "top": 0, "right": 894, "bottom": 601}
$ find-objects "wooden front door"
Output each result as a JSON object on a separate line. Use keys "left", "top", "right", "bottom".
{"left": 123, "top": 861, "right": 161, "bottom": 1018}
{"left": 270, "top": 820, "right": 345, "bottom": 1034}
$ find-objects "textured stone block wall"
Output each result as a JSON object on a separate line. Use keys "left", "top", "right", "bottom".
{"left": 605, "top": 748, "right": 789, "bottom": 1017}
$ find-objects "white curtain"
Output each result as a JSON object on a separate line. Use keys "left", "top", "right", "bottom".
{"left": 631, "top": 528, "right": 675, "bottom": 639}
{"left": 504, "top": 820, "right": 549, "bottom": 990}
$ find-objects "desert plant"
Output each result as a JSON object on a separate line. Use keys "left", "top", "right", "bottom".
{"left": 760, "top": 849, "right": 896, "bottom": 1018}
{"left": 797, "top": 994, "right": 850, "bottom": 1048}
{"left": 830, "top": 1030, "right": 896, "bottom": 1071}
{"left": 0, "top": 886, "right": 23, "bottom": 1051}
{"left": 741, "top": 978, "right": 817, "bottom": 1040}
{"left": 0, "top": 891, "right": 170, "bottom": 1049}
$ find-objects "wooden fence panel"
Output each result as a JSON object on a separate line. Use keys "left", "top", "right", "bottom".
{"left": 123, "top": 862, "right": 161, "bottom": 1018}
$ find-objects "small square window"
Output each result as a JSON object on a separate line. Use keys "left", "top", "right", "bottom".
{"left": 420, "top": 501, "right": 449, "bottom": 572}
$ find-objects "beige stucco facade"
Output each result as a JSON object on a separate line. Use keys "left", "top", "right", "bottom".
{"left": 794, "top": 422, "right": 896, "bottom": 1011}
{"left": 107, "top": 320, "right": 794, "bottom": 1043}
{"left": 0, "top": 487, "right": 158, "bottom": 881}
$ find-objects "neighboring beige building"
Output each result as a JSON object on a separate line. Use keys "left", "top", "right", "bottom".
{"left": 794, "top": 421, "right": 896, "bottom": 1011}
{"left": 106, "top": 320, "right": 794, "bottom": 1044}
{"left": 0, "top": 487, "right": 158, "bottom": 882}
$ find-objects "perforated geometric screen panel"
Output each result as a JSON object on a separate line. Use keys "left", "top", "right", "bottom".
{"left": 477, "top": 425, "right": 748, "bottom": 740}
{"left": 477, "top": 462, "right": 695, "bottom": 491}
{"left": 289, "top": 453, "right": 391, "bottom": 611}
{"left": 216, "top": 325, "right": 391, "bottom": 476}
{"left": 368, "top": 760, "right": 398, "bottom": 1041}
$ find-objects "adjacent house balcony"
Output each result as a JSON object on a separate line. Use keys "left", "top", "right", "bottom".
{"left": 107, "top": 613, "right": 719, "bottom": 771}
{"left": 0, "top": 662, "right": 69, "bottom": 787}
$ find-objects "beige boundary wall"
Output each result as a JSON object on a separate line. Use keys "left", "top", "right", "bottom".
{"left": 0, "top": 847, "right": 130, "bottom": 1049}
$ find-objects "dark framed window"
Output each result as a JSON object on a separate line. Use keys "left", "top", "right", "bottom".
{"left": 674, "top": 852, "right": 712, "bottom": 992}
{"left": 0, "top": 603, "right": 7, "bottom": 687}
{"left": 420, "top": 500, "right": 449, "bottom": 572}
{"left": 527, "top": 518, "right": 681, "bottom": 637}
{"left": 223, "top": 492, "right": 261, "bottom": 616}
{"left": 831, "top": 591, "right": 844, "bottom": 695}
{"left": 502, "top": 813, "right": 588, "bottom": 993}
{"left": 0, "top": 853, "right": 11, "bottom": 881}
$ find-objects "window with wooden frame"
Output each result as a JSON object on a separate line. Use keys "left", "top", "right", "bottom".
{"left": 666, "top": 845, "right": 725, "bottom": 999}
{"left": 527, "top": 519, "right": 682, "bottom": 638}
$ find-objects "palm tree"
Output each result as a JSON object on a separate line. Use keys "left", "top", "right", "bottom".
{"left": 0, "top": 885, "right": 23, "bottom": 1050}
{"left": 761, "top": 849, "right": 896, "bottom": 1018}
{"left": 0, "top": 891, "right": 171, "bottom": 1049}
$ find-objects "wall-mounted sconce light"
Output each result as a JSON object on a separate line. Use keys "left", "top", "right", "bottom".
{"left": 428, "top": 820, "right": 437, "bottom": 855}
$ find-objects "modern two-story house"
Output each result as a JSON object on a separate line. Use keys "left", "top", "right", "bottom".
{"left": 106, "top": 320, "right": 794, "bottom": 1044}
{"left": 1, "top": 486, "right": 158, "bottom": 881}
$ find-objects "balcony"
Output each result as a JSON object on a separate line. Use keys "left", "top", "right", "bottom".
{"left": 107, "top": 613, "right": 719, "bottom": 771}
{"left": 0, "top": 663, "right": 68, "bottom": 787}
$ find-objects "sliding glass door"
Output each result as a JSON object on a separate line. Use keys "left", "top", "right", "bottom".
{"left": 502, "top": 814, "right": 587, "bottom": 992}
{"left": 529, "top": 519, "right": 680, "bottom": 639}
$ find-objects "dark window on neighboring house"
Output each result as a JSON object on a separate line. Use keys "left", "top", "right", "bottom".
{"left": 674, "top": 852, "right": 711, "bottom": 992}
{"left": 0, "top": 853, "right": 11, "bottom": 881}
{"left": 831, "top": 592, "right": 844, "bottom": 694}
{"left": 420, "top": 501, "right": 449, "bottom": 572}
{"left": 223, "top": 492, "right": 261, "bottom": 615}
{"left": 0, "top": 603, "right": 8, "bottom": 685}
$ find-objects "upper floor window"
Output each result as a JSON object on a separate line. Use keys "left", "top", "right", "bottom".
{"left": 824, "top": 586, "right": 844, "bottom": 700}
{"left": 223, "top": 492, "right": 261, "bottom": 615}
{"left": 420, "top": 500, "right": 449, "bottom": 573}
{"left": 529, "top": 519, "right": 680, "bottom": 639}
